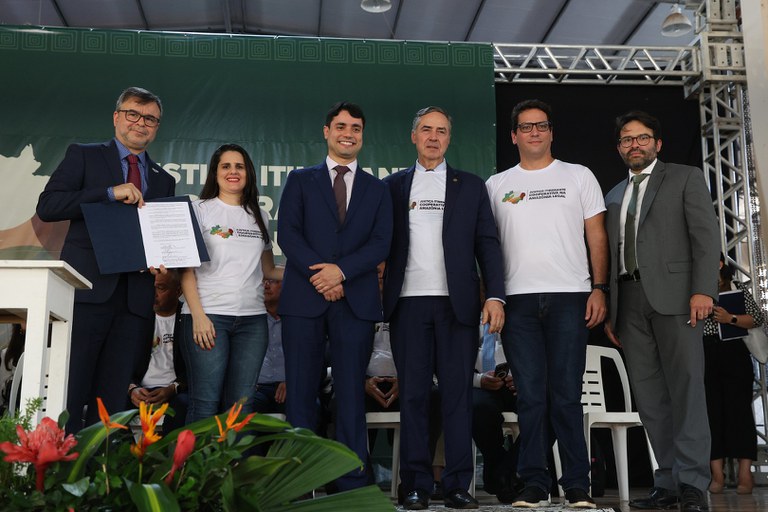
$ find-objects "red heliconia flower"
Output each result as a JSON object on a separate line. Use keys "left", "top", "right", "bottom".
{"left": 164, "top": 429, "right": 195, "bottom": 485}
{"left": 0, "top": 417, "right": 79, "bottom": 491}
{"left": 215, "top": 402, "right": 256, "bottom": 443}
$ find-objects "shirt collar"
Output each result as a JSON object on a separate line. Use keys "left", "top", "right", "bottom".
{"left": 626, "top": 158, "right": 657, "bottom": 181}
{"left": 114, "top": 138, "right": 147, "bottom": 167}
{"left": 326, "top": 156, "right": 357, "bottom": 174}
{"left": 415, "top": 160, "right": 447, "bottom": 174}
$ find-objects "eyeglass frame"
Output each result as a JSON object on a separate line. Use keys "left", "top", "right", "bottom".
{"left": 515, "top": 121, "right": 552, "bottom": 133}
{"left": 116, "top": 109, "right": 161, "bottom": 127}
{"left": 617, "top": 134, "right": 655, "bottom": 148}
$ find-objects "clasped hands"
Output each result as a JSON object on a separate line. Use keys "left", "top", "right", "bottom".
{"left": 480, "top": 371, "right": 516, "bottom": 393}
{"left": 309, "top": 263, "right": 345, "bottom": 302}
{"left": 365, "top": 376, "right": 399, "bottom": 408}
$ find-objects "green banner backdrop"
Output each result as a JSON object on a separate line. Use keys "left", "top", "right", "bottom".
{"left": 0, "top": 26, "right": 496, "bottom": 259}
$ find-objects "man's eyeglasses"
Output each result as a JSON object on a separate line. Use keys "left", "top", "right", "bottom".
{"left": 263, "top": 279, "right": 282, "bottom": 286}
{"left": 516, "top": 121, "right": 552, "bottom": 133}
{"left": 117, "top": 109, "right": 160, "bottom": 127}
{"left": 618, "top": 134, "right": 654, "bottom": 148}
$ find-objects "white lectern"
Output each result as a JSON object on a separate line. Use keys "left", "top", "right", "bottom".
{"left": 0, "top": 261, "right": 91, "bottom": 426}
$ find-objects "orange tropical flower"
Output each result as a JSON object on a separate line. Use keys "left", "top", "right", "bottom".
{"left": 164, "top": 429, "right": 196, "bottom": 484}
{"left": 131, "top": 401, "right": 168, "bottom": 461}
{"left": 0, "top": 417, "right": 79, "bottom": 491}
{"left": 215, "top": 402, "right": 256, "bottom": 442}
{"left": 97, "top": 397, "right": 128, "bottom": 431}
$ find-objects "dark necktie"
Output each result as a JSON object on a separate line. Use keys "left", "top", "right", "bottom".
{"left": 127, "top": 154, "right": 142, "bottom": 190}
{"left": 333, "top": 165, "right": 350, "bottom": 223}
{"left": 624, "top": 173, "right": 649, "bottom": 275}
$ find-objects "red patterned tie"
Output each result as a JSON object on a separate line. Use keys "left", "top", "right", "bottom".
{"left": 126, "top": 154, "right": 142, "bottom": 190}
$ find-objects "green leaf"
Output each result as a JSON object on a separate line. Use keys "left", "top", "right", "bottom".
{"left": 57, "top": 409, "right": 70, "bottom": 430}
{"left": 61, "top": 476, "right": 90, "bottom": 497}
{"left": 264, "top": 485, "right": 392, "bottom": 512}
{"left": 65, "top": 409, "right": 137, "bottom": 483}
{"left": 220, "top": 472, "right": 235, "bottom": 512}
{"left": 126, "top": 480, "right": 181, "bottom": 512}
{"left": 231, "top": 456, "right": 294, "bottom": 485}
{"left": 243, "top": 433, "right": 366, "bottom": 507}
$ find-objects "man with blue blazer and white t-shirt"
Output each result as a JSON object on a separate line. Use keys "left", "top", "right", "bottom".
{"left": 36, "top": 87, "right": 175, "bottom": 433}
{"left": 382, "top": 106, "right": 506, "bottom": 510}
{"left": 277, "top": 102, "right": 392, "bottom": 491}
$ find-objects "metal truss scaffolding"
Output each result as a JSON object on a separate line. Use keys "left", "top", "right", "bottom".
{"left": 493, "top": 0, "right": 768, "bottom": 478}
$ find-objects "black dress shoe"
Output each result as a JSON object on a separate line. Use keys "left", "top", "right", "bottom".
{"left": 495, "top": 485, "right": 518, "bottom": 504}
{"left": 403, "top": 489, "right": 430, "bottom": 510}
{"left": 679, "top": 483, "right": 708, "bottom": 512}
{"left": 628, "top": 487, "right": 679, "bottom": 510}
{"left": 443, "top": 489, "right": 479, "bottom": 509}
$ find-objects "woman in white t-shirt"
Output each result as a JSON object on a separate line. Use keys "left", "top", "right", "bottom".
{"left": 180, "top": 144, "right": 283, "bottom": 423}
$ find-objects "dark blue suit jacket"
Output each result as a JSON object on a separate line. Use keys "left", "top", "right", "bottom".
{"left": 277, "top": 163, "right": 393, "bottom": 322}
{"left": 382, "top": 165, "right": 505, "bottom": 327}
{"left": 36, "top": 140, "right": 176, "bottom": 318}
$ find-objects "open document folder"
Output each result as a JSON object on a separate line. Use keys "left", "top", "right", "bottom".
{"left": 82, "top": 196, "right": 209, "bottom": 274}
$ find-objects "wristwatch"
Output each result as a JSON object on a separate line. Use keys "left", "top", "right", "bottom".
{"left": 731, "top": 315, "right": 738, "bottom": 324}
{"left": 592, "top": 283, "right": 610, "bottom": 293}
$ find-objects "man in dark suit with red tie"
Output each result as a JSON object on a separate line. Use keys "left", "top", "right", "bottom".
{"left": 37, "top": 87, "right": 175, "bottom": 432}
{"left": 277, "top": 102, "right": 392, "bottom": 490}
{"left": 382, "top": 106, "right": 506, "bottom": 510}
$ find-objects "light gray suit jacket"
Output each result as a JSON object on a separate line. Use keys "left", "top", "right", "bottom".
{"left": 605, "top": 160, "right": 720, "bottom": 327}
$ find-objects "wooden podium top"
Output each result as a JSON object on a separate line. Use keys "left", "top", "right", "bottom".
{"left": 0, "top": 260, "right": 92, "bottom": 290}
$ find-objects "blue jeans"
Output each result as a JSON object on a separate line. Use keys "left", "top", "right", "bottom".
{"left": 181, "top": 313, "right": 268, "bottom": 423}
{"left": 502, "top": 292, "right": 590, "bottom": 492}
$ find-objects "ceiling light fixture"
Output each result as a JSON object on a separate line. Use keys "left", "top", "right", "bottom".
{"left": 661, "top": 4, "right": 693, "bottom": 37}
{"left": 361, "top": 0, "right": 392, "bottom": 14}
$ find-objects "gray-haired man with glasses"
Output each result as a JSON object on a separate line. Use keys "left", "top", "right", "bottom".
{"left": 604, "top": 111, "right": 718, "bottom": 512}
{"left": 37, "top": 86, "right": 175, "bottom": 433}
{"left": 485, "top": 98, "right": 608, "bottom": 509}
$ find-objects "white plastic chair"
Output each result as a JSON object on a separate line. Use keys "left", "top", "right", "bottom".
{"left": 553, "top": 345, "right": 657, "bottom": 502}
{"left": 7, "top": 352, "right": 24, "bottom": 416}
{"left": 366, "top": 411, "right": 401, "bottom": 498}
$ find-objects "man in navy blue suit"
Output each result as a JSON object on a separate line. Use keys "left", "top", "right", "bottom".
{"left": 37, "top": 87, "right": 175, "bottom": 432}
{"left": 277, "top": 102, "right": 392, "bottom": 491}
{"left": 382, "top": 106, "right": 506, "bottom": 510}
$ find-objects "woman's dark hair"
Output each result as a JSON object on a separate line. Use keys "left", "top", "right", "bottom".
{"left": 3, "top": 324, "right": 25, "bottom": 371}
{"left": 200, "top": 143, "right": 269, "bottom": 243}
{"left": 719, "top": 253, "right": 734, "bottom": 282}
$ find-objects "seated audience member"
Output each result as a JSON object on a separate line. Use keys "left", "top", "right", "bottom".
{"left": 0, "top": 324, "right": 25, "bottom": 414}
{"left": 128, "top": 270, "right": 187, "bottom": 432}
{"left": 365, "top": 322, "right": 398, "bottom": 413}
{"left": 472, "top": 324, "right": 520, "bottom": 504}
{"left": 362, "top": 320, "right": 443, "bottom": 499}
{"left": 704, "top": 254, "right": 764, "bottom": 494}
{"left": 254, "top": 271, "right": 286, "bottom": 414}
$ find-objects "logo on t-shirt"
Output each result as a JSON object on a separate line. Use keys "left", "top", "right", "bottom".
{"left": 208, "top": 225, "right": 267, "bottom": 240}
{"left": 410, "top": 199, "right": 445, "bottom": 212}
{"left": 502, "top": 190, "right": 526, "bottom": 204}
{"left": 210, "top": 225, "right": 234, "bottom": 238}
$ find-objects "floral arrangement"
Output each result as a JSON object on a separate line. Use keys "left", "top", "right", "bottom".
{"left": 0, "top": 399, "right": 392, "bottom": 511}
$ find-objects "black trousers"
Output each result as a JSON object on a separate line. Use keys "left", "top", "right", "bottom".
{"left": 704, "top": 336, "right": 757, "bottom": 460}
